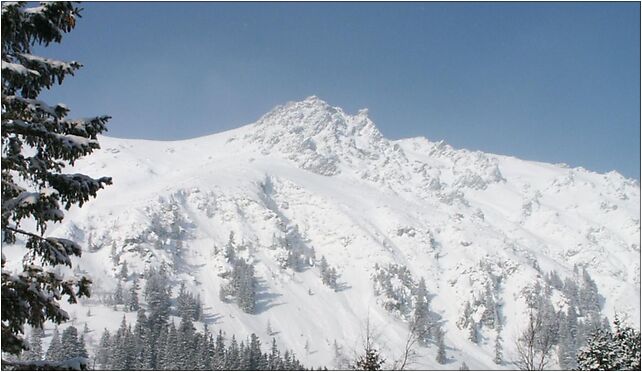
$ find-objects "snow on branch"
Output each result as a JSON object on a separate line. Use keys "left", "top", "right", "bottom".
{"left": 47, "top": 173, "right": 112, "bottom": 209}
{"left": 2, "top": 95, "right": 69, "bottom": 118}
{"left": 18, "top": 53, "right": 80, "bottom": 74}
{"left": 1, "top": 60, "right": 41, "bottom": 77}
{"left": 2, "top": 356, "right": 89, "bottom": 370}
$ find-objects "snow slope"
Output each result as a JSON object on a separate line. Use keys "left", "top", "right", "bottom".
{"left": 5, "top": 96, "right": 640, "bottom": 369}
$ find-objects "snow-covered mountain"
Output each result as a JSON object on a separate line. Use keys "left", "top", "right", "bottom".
{"left": 5, "top": 96, "right": 640, "bottom": 369}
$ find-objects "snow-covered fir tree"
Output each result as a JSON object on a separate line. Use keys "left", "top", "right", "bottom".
{"left": 576, "top": 316, "right": 641, "bottom": 371}
{"left": 45, "top": 327, "right": 63, "bottom": 362}
{"left": 319, "top": 255, "right": 339, "bottom": 289}
{"left": 1, "top": 1, "right": 111, "bottom": 359}
{"left": 113, "top": 280, "right": 124, "bottom": 304}
{"left": 128, "top": 279, "right": 140, "bottom": 311}
{"left": 60, "top": 326, "right": 84, "bottom": 360}
{"left": 354, "top": 346, "right": 385, "bottom": 371}
{"left": 95, "top": 329, "right": 111, "bottom": 369}
{"left": 220, "top": 257, "right": 258, "bottom": 313}
{"left": 119, "top": 261, "right": 129, "bottom": 280}
{"left": 176, "top": 282, "right": 203, "bottom": 321}
{"left": 412, "top": 277, "right": 434, "bottom": 342}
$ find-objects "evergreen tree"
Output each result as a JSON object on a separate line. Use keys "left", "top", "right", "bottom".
{"left": 128, "top": 280, "right": 140, "bottom": 311}
{"left": 481, "top": 284, "right": 497, "bottom": 328}
{"left": 45, "top": 327, "right": 64, "bottom": 362}
{"left": 60, "top": 326, "right": 78, "bottom": 359}
{"left": 354, "top": 320, "right": 386, "bottom": 371}
{"left": 132, "top": 308, "right": 149, "bottom": 369}
{"left": 249, "top": 333, "right": 262, "bottom": 369}
{"left": 226, "top": 258, "right": 257, "bottom": 313}
{"left": 319, "top": 255, "right": 339, "bottom": 289}
{"left": 144, "top": 265, "right": 171, "bottom": 332}
{"left": 558, "top": 307, "right": 579, "bottom": 369}
{"left": 225, "top": 231, "right": 236, "bottom": 262}
{"left": 114, "top": 279, "right": 124, "bottom": 304}
{"left": 164, "top": 322, "right": 178, "bottom": 370}
{"left": 195, "top": 326, "right": 212, "bottom": 370}
{"left": 176, "top": 282, "right": 191, "bottom": 318}
{"left": 123, "top": 325, "right": 137, "bottom": 369}
{"left": 154, "top": 324, "right": 169, "bottom": 370}
{"left": 109, "top": 316, "right": 128, "bottom": 370}
{"left": 213, "top": 331, "right": 226, "bottom": 370}
{"left": 412, "top": 277, "right": 433, "bottom": 342}
{"left": 577, "top": 317, "right": 641, "bottom": 371}
{"left": 119, "top": 261, "right": 129, "bottom": 280}
{"left": 459, "top": 361, "right": 470, "bottom": 370}
{"left": 77, "top": 334, "right": 88, "bottom": 359}
{"left": 269, "top": 338, "right": 281, "bottom": 370}
{"left": 176, "top": 313, "right": 196, "bottom": 369}
{"left": 225, "top": 335, "right": 240, "bottom": 370}
{"left": 319, "top": 256, "right": 329, "bottom": 276}
{"left": 578, "top": 268, "right": 601, "bottom": 316}
{"left": 1, "top": 1, "right": 111, "bottom": 356}
{"left": 354, "top": 346, "right": 385, "bottom": 370}
{"left": 96, "top": 329, "right": 111, "bottom": 369}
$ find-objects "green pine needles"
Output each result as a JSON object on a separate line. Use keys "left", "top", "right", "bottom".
{"left": 1, "top": 1, "right": 111, "bottom": 360}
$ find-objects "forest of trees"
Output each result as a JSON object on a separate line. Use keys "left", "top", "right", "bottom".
{"left": 10, "top": 312, "right": 308, "bottom": 371}
{"left": 8, "top": 263, "right": 310, "bottom": 371}
{"left": 91, "top": 312, "right": 307, "bottom": 371}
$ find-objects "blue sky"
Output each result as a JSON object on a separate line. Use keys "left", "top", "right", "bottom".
{"left": 38, "top": 2, "right": 640, "bottom": 179}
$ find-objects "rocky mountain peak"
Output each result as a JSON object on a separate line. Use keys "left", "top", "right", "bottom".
{"left": 243, "top": 96, "right": 387, "bottom": 176}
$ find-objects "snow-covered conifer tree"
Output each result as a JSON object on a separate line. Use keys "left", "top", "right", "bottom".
{"left": 77, "top": 334, "right": 88, "bottom": 359}
{"left": 225, "top": 335, "right": 240, "bottom": 370}
{"left": 176, "top": 313, "right": 196, "bottom": 369}
{"left": 45, "top": 327, "right": 63, "bottom": 362}
{"left": 1, "top": 1, "right": 111, "bottom": 357}
{"left": 114, "top": 280, "right": 124, "bottom": 304}
{"left": 128, "top": 281, "right": 140, "bottom": 311}
{"left": 577, "top": 316, "right": 641, "bottom": 371}
{"left": 224, "top": 231, "right": 236, "bottom": 262}
{"left": 412, "top": 277, "right": 433, "bottom": 342}
{"left": 214, "top": 330, "right": 226, "bottom": 370}
{"left": 95, "top": 329, "right": 111, "bottom": 369}
{"left": 119, "top": 261, "right": 129, "bottom": 280}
